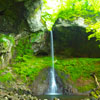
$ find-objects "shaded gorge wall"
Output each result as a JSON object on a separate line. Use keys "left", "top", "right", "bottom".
{"left": 53, "top": 25, "right": 100, "bottom": 57}
{"left": 43, "top": 18, "right": 100, "bottom": 58}
{"left": 54, "top": 26, "right": 100, "bottom": 57}
{"left": 0, "top": 0, "right": 46, "bottom": 67}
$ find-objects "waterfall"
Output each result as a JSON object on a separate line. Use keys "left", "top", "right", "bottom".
{"left": 50, "top": 30, "right": 57, "bottom": 94}
{"left": 46, "top": 30, "right": 58, "bottom": 95}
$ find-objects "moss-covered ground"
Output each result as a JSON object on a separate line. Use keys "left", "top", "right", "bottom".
{"left": 0, "top": 55, "right": 100, "bottom": 92}
{"left": 54, "top": 57, "right": 100, "bottom": 92}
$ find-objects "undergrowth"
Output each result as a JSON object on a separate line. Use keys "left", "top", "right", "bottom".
{"left": 54, "top": 57, "right": 100, "bottom": 92}
{"left": 12, "top": 55, "right": 51, "bottom": 83}
{"left": 0, "top": 68, "right": 14, "bottom": 82}
{"left": 1, "top": 55, "right": 100, "bottom": 92}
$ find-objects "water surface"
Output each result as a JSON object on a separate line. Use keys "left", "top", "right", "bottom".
{"left": 36, "top": 95, "right": 89, "bottom": 100}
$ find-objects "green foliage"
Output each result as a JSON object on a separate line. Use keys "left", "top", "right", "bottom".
{"left": 0, "top": 69, "right": 13, "bottom": 82}
{"left": 0, "top": 34, "right": 15, "bottom": 45}
{"left": 42, "top": 0, "right": 63, "bottom": 30}
{"left": 87, "top": 22, "right": 100, "bottom": 41}
{"left": 12, "top": 55, "right": 100, "bottom": 91}
{"left": 55, "top": 58, "right": 100, "bottom": 81}
{"left": 12, "top": 56, "right": 51, "bottom": 83}
{"left": 15, "top": 36, "right": 33, "bottom": 57}
{"left": 54, "top": 57, "right": 100, "bottom": 92}
{"left": 0, "top": 34, "right": 15, "bottom": 55}
{"left": 15, "top": 32, "right": 44, "bottom": 57}
{"left": 42, "top": 0, "right": 100, "bottom": 40}
{"left": 13, "top": 33, "right": 50, "bottom": 83}
{"left": 90, "top": 89, "right": 100, "bottom": 99}
{"left": 78, "top": 83, "right": 95, "bottom": 92}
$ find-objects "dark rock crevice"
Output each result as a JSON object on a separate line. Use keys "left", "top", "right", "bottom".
{"left": 53, "top": 25, "right": 100, "bottom": 57}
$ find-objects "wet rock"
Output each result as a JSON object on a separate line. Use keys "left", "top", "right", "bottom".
{"left": 30, "top": 67, "right": 80, "bottom": 95}
{"left": 30, "top": 67, "right": 67, "bottom": 95}
{"left": 31, "top": 68, "right": 49, "bottom": 95}
{"left": 56, "top": 69, "right": 79, "bottom": 95}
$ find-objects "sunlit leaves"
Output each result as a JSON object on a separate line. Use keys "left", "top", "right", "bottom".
{"left": 88, "top": 0, "right": 100, "bottom": 12}
{"left": 42, "top": 0, "right": 100, "bottom": 41}
{"left": 87, "top": 22, "right": 100, "bottom": 40}
{"left": 42, "top": 0, "right": 62, "bottom": 30}
{"left": 75, "top": 1, "right": 82, "bottom": 11}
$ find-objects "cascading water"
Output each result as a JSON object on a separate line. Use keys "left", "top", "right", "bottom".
{"left": 46, "top": 30, "right": 58, "bottom": 95}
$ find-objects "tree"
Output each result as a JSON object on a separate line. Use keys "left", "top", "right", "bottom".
{"left": 42, "top": 0, "right": 100, "bottom": 41}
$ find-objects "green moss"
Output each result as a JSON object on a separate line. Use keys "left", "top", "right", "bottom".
{"left": 0, "top": 68, "right": 14, "bottom": 82}
{"left": 15, "top": 36, "right": 33, "bottom": 57}
{"left": 0, "top": 34, "right": 15, "bottom": 44}
{"left": 54, "top": 57, "right": 100, "bottom": 92}
{"left": 55, "top": 58, "right": 100, "bottom": 81}
{"left": 11, "top": 55, "right": 100, "bottom": 91}
{"left": 78, "top": 83, "right": 95, "bottom": 92}
{"left": 12, "top": 56, "right": 51, "bottom": 83}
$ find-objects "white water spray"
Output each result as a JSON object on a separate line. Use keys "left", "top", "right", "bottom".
{"left": 50, "top": 30, "right": 57, "bottom": 93}
{"left": 47, "top": 30, "right": 58, "bottom": 95}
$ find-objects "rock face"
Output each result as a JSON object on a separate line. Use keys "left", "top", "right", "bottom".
{"left": 52, "top": 18, "right": 100, "bottom": 57}
{"left": 0, "top": 0, "right": 25, "bottom": 33}
{"left": 56, "top": 69, "right": 79, "bottom": 95}
{"left": 0, "top": 34, "right": 13, "bottom": 67}
{"left": 0, "top": 0, "right": 46, "bottom": 67}
{"left": 0, "top": 0, "right": 44, "bottom": 33}
{"left": 31, "top": 31, "right": 49, "bottom": 55}
{"left": 30, "top": 67, "right": 49, "bottom": 95}
{"left": 24, "top": 0, "right": 44, "bottom": 32}
{"left": 30, "top": 67, "right": 80, "bottom": 95}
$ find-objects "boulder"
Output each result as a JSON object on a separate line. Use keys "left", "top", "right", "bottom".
{"left": 24, "top": 0, "right": 44, "bottom": 32}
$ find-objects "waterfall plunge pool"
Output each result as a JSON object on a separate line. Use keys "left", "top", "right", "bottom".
{"left": 36, "top": 95, "right": 89, "bottom": 100}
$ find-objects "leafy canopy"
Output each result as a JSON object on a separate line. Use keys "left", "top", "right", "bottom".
{"left": 42, "top": 0, "right": 62, "bottom": 30}
{"left": 42, "top": 0, "right": 100, "bottom": 40}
